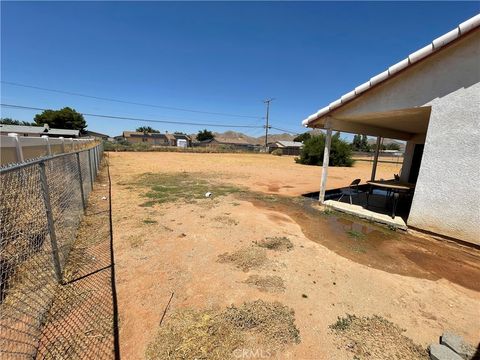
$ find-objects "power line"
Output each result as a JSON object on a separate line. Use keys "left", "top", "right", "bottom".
{"left": 269, "top": 126, "right": 300, "bottom": 135}
{"left": 0, "top": 103, "right": 265, "bottom": 129}
{"left": 1, "top": 81, "right": 262, "bottom": 120}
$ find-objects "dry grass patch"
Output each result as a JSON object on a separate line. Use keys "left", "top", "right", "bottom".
{"left": 213, "top": 216, "right": 239, "bottom": 226}
{"left": 330, "top": 314, "right": 428, "bottom": 359}
{"left": 127, "top": 234, "right": 145, "bottom": 248}
{"left": 255, "top": 237, "right": 293, "bottom": 251}
{"left": 125, "top": 172, "right": 242, "bottom": 207}
{"left": 142, "top": 218, "right": 158, "bottom": 225}
{"left": 244, "top": 275, "right": 285, "bottom": 293}
{"left": 145, "top": 300, "right": 300, "bottom": 360}
{"left": 217, "top": 246, "right": 267, "bottom": 272}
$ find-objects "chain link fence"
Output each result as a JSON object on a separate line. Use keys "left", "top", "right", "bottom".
{"left": 0, "top": 143, "right": 106, "bottom": 358}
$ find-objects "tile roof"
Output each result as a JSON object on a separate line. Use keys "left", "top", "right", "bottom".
{"left": 302, "top": 14, "right": 480, "bottom": 127}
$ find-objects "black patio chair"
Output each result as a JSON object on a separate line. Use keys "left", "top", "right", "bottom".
{"left": 337, "top": 178, "right": 362, "bottom": 205}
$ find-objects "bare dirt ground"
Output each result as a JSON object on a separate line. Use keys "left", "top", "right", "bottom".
{"left": 109, "top": 152, "right": 402, "bottom": 196}
{"left": 108, "top": 152, "right": 480, "bottom": 360}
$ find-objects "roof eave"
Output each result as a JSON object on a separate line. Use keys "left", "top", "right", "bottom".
{"left": 302, "top": 14, "right": 480, "bottom": 128}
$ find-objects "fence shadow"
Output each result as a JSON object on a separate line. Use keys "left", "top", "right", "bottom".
{"left": 35, "top": 164, "right": 119, "bottom": 359}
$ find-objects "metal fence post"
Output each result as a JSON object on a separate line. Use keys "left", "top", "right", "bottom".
{"left": 95, "top": 145, "right": 99, "bottom": 170}
{"left": 8, "top": 133, "right": 24, "bottom": 163}
{"left": 38, "top": 161, "right": 63, "bottom": 284}
{"left": 94, "top": 146, "right": 98, "bottom": 175}
{"left": 76, "top": 152, "right": 87, "bottom": 211}
{"left": 93, "top": 147, "right": 97, "bottom": 176}
{"left": 95, "top": 145, "right": 99, "bottom": 172}
{"left": 88, "top": 148, "right": 94, "bottom": 190}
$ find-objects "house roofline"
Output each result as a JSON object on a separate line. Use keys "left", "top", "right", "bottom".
{"left": 302, "top": 14, "right": 480, "bottom": 127}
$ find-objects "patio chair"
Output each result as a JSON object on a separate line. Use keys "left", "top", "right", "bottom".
{"left": 337, "top": 178, "right": 362, "bottom": 205}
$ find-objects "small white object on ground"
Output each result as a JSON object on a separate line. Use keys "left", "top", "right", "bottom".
{"left": 102, "top": 196, "right": 107, "bottom": 200}
{"left": 205, "top": 192, "right": 212, "bottom": 198}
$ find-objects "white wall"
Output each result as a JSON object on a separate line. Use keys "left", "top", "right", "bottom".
{"left": 406, "top": 31, "right": 480, "bottom": 245}
{"left": 328, "top": 30, "right": 480, "bottom": 244}
{"left": 408, "top": 80, "right": 480, "bottom": 244}
{"left": 331, "top": 30, "right": 480, "bottom": 121}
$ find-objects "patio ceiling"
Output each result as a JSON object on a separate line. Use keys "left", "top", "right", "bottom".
{"left": 311, "top": 106, "right": 431, "bottom": 141}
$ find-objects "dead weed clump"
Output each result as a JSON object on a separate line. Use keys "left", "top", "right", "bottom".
{"left": 145, "top": 308, "right": 243, "bottom": 360}
{"left": 146, "top": 300, "right": 300, "bottom": 360}
{"left": 255, "top": 237, "right": 293, "bottom": 251}
{"left": 244, "top": 275, "right": 285, "bottom": 293}
{"left": 222, "top": 300, "right": 300, "bottom": 346}
{"left": 213, "top": 216, "right": 239, "bottom": 226}
{"left": 329, "top": 314, "right": 428, "bottom": 359}
{"left": 218, "top": 246, "right": 267, "bottom": 272}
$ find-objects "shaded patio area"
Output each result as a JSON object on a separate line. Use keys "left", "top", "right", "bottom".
{"left": 304, "top": 184, "right": 413, "bottom": 229}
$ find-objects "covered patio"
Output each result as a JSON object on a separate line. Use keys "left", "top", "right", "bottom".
{"left": 301, "top": 15, "right": 480, "bottom": 244}
{"left": 307, "top": 106, "right": 430, "bottom": 230}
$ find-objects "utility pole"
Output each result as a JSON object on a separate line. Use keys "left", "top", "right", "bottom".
{"left": 263, "top": 98, "right": 274, "bottom": 150}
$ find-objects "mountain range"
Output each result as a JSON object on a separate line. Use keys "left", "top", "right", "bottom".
{"left": 190, "top": 130, "right": 405, "bottom": 150}
{"left": 190, "top": 131, "right": 296, "bottom": 145}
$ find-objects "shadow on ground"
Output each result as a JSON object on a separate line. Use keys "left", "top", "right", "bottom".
{"left": 36, "top": 164, "right": 119, "bottom": 359}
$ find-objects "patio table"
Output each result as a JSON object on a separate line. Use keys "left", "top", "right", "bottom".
{"left": 366, "top": 180, "right": 416, "bottom": 219}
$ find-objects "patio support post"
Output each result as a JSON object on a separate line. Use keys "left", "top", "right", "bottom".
{"left": 319, "top": 127, "right": 332, "bottom": 203}
{"left": 370, "top": 136, "right": 382, "bottom": 181}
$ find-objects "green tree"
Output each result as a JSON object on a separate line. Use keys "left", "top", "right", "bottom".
{"left": 351, "top": 134, "right": 362, "bottom": 150}
{"left": 351, "top": 134, "right": 369, "bottom": 152}
{"left": 196, "top": 129, "right": 214, "bottom": 141}
{"left": 293, "top": 132, "right": 311, "bottom": 143}
{"left": 296, "top": 132, "right": 354, "bottom": 167}
{"left": 385, "top": 142, "right": 401, "bottom": 151}
{"left": 34, "top": 107, "right": 87, "bottom": 132}
{"left": 136, "top": 126, "right": 159, "bottom": 133}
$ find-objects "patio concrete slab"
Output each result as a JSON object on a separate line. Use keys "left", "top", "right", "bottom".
{"left": 324, "top": 199, "right": 408, "bottom": 230}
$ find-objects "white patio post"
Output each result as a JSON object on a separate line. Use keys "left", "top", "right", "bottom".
{"left": 319, "top": 127, "right": 333, "bottom": 203}
{"left": 8, "top": 133, "right": 24, "bottom": 163}
{"left": 370, "top": 136, "right": 382, "bottom": 181}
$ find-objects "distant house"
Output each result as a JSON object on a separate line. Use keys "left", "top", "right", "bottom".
{"left": 0, "top": 124, "right": 79, "bottom": 138}
{"left": 268, "top": 140, "right": 303, "bottom": 155}
{"left": 194, "top": 138, "right": 255, "bottom": 151}
{"left": 83, "top": 130, "right": 110, "bottom": 140}
{"left": 172, "top": 133, "right": 192, "bottom": 147}
{"left": 119, "top": 131, "right": 191, "bottom": 147}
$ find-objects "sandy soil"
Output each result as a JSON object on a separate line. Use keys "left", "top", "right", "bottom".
{"left": 108, "top": 152, "right": 402, "bottom": 196}
{"left": 108, "top": 152, "right": 480, "bottom": 360}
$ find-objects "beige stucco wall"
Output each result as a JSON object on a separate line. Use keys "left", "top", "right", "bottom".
{"left": 330, "top": 30, "right": 479, "bottom": 119}
{"left": 408, "top": 80, "right": 480, "bottom": 245}
{"left": 328, "top": 30, "right": 480, "bottom": 244}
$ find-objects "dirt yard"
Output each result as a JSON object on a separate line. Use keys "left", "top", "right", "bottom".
{"left": 108, "top": 152, "right": 480, "bottom": 360}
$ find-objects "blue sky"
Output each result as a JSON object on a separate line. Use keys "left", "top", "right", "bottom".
{"left": 1, "top": 1, "right": 478, "bottom": 138}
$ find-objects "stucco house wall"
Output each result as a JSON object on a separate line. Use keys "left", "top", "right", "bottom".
{"left": 316, "top": 29, "right": 480, "bottom": 244}
{"left": 329, "top": 30, "right": 479, "bottom": 120}
{"left": 408, "top": 80, "right": 480, "bottom": 244}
